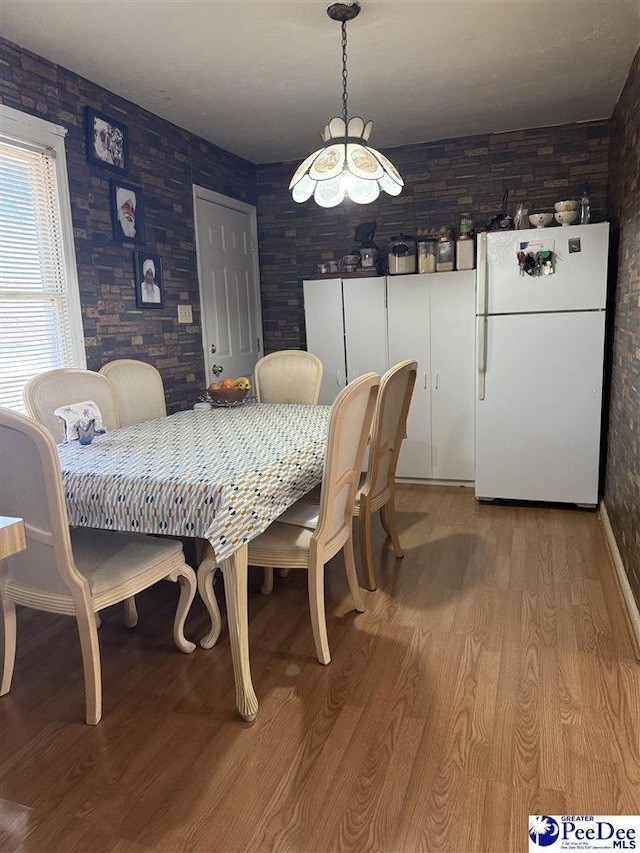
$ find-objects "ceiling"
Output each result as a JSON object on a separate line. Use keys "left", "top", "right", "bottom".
{"left": 2, "top": 0, "right": 639, "bottom": 165}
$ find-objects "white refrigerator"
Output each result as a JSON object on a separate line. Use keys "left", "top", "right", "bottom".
{"left": 475, "top": 222, "right": 609, "bottom": 506}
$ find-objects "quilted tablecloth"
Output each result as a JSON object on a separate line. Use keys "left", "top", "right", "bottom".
{"left": 58, "top": 402, "right": 331, "bottom": 562}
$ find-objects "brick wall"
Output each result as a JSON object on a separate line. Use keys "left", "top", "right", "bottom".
{"left": 256, "top": 121, "right": 610, "bottom": 351}
{"left": 605, "top": 47, "right": 640, "bottom": 607}
{"left": 0, "top": 37, "right": 256, "bottom": 412}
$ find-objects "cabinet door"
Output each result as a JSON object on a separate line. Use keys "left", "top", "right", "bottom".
{"left": 387, "top": 274, "right": 432, "bottom": 479}
{"left": 303, "top": 278, "right": 346, "bottom": 405}
{"left": 430, "top": 271, "right": 476, "bottom": 481}
{"left": 343, "top": 277, "right": 388, "bottom": 382}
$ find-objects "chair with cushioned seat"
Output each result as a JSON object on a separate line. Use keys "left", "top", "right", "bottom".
{"left": 0, "top": 407, "right": 197, "bottom": 724}
{"left": 254, "top": 350, "right": 323, "bottom": 405}
{"left": 267, "top": 359, "right": 417, "bottom": 593}
{"left": 99, "top": 359, "right": 167, "bottom": 426}
{"left": 245, "top": 372, "right": 379, "bottom": 665}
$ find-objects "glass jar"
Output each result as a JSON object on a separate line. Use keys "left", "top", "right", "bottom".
{"left": 436, "top": 237, "right": 455, "bottom": 272}
{"left": 459, "top": 212, "right": 474, "bottom": 237}
{"left": 388, "top": 235, "right": 416, "bottom": 275}
{"left": 417, "top": 238, "right": 437, "bottom": 274}
{"left": 359, "top": 245, "right": 378, "bottom": 270}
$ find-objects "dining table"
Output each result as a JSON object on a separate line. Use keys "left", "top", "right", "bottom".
{"left": 57, "top": 400, "right": 332, "bottom": 721}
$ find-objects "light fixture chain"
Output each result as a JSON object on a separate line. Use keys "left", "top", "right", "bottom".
{"left": 341, "top": 19, "right": 349, "bottom": 128}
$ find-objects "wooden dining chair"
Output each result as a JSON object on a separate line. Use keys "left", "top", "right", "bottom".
{"left": 270, "top": 359, "right": 417, "bottom": 592}
{"left": 24, "top": 367, "right": 137, "bottom": 627}
{"left": 0, "top": 407, "right": 197, "bottom": 724}
{"left": 254, "top": 350, "right": 323, "bottom": 405}
{"left": 352, "top": 359, "right": 417, "bottom": 590}
{"left": 247, "top": 372, "right": 379, "bottom": 665}
{"left": 24, "top": 367, "right": 121, "bottom": 445}
{"left": 99, "top": 359, "right": 167, "bottom": 426}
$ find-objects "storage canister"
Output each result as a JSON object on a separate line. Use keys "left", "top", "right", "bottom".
{"left": 436, "top": 236, "right": 455, "bottom": 272}
{"left": 456, "top": 235, "right": 475, "bottom": 271}
{"left": 417, "top": 238, "right": 437, "bottom": 274}
{"left": 388, "top": 235, "right": 416, "bottom": 275}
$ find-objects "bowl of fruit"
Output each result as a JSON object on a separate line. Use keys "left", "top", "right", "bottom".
{"left": 207, "top": 376, "right": 251, "bottom": 406}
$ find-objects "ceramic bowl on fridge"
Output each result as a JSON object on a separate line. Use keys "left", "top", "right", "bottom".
{"left": 528, "top": 212, "right": 554, "bottom": 228}
{"left": 554, "top": 211, "right": 579, "bottom": 226}
{"left": 554, "top": 200, "right": 580, "bottom": 212}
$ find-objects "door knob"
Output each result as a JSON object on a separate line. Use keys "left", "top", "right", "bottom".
{"left": 211, "top": 364, "right": 223, "bottom": 376}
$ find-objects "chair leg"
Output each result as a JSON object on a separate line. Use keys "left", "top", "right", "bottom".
{"left": 308, "top": 553, "right": 330, "bottom": 665}
{"left": 344, "top": 536, "right": 365, "bottom": 612}
{"left": 261, "top": 567, "right": 274, "bottom": 595}
{"left": 0, "top": 596, "right": 17, "bottom": 696}
{"left": 75, "top": 606, "right": 102, "bottom": 725}
{"left": 197, "top": 556, "right": 223, "bottom": 649}
{"left": 166, "top": 565, "right": 197, "bottom": 654}
{"left": 123, "top": 596, "right": 138, "bottom": 627}
{"left": 358, "top": 496, "right": 377, "bottom": 591}
{"left": 381, "top": 496, "right": 404, "bottom": 559}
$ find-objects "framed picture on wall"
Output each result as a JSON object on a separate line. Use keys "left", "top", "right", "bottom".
{"left": 85, "top": 107, "right": 128, "bottom": 173}
{"left": 110, "top": 180, "right": 145, "bottom": 244}
{"left": 134, "top": 251, "right": 164, "bottom": 309}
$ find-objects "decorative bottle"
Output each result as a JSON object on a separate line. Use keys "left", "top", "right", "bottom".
{"left": 580, "top": 182, "right": 591, "bottom": 225}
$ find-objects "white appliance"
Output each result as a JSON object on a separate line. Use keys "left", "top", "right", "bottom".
{"left": 475, "top": 223, "right": 609, "bottom": 506}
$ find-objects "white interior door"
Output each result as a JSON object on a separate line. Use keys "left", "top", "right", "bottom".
{"left": 194, "top": 187, "right": 263, "bottom": 386}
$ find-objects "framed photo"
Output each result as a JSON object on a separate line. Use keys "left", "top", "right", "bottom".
{"left": 85, "top": 107, "right": 128, "bottom": 173}
{"left": 134, "top": 251, "right": 164, "bottom": 309}
{"left": 110, "top": 180, "right": 145, "bottom": 244}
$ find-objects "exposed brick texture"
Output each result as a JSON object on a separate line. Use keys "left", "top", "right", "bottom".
{"left": 0, "top": 37, "right": 256, "bottom": 412}
{"left": 605, "top": 47, "right": 640, "bottom": 607}
{"left": 256, "top": 122, "right": 610, "bottom": 351}
{"left": 1, "top": 35, "right": 638, "bottom": 602}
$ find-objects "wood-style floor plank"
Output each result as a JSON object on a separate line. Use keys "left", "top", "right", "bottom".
{"left": 1, "top": 484, "right": 638, "bottom": 852}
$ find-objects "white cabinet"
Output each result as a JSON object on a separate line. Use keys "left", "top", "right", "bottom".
{"left": 387, "top": 271, "right": 476, "bottom": 481}
{"left": 303, "top": 277, "right": 387, "bottom": 405}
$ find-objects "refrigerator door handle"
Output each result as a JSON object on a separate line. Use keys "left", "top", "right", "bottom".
{"left": 477, "top": 315, "right": 486, "bottom": 400}
{"left": 477, "top": 232, "right": 488, "bottom": 316}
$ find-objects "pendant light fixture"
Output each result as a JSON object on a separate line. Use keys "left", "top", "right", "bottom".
{"left": 289, "top": 2, "right": 403, "bottom": 208}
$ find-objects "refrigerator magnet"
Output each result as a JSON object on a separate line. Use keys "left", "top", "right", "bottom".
{"left": 568, "top": 237, "right": 582, "bottom": 253}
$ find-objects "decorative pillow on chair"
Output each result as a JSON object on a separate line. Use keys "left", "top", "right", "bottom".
{"left": 54, "top": 400, "right": 106, "bottom": 444}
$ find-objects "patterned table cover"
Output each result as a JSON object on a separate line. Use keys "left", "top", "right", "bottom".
{"left": 58, "top": 403, "right": 331, "bottom": 562}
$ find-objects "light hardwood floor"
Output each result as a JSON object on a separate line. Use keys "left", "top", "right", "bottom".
{"left": 1, "top": 485, "right": 638, "bottom": 852}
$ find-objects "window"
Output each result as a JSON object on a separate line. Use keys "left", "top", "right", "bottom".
{"left": 0, "top": 105, "right": 85, "bottom": 412}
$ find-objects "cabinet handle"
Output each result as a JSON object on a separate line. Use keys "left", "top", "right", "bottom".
{"left": 423, "top": 371, "right": 428, "bottom": 390}
{"left": 434, "top": 371, "right": 440, "bottom": 390}
{"left": 336, "top": 369, "right": 342, "bottom": 387}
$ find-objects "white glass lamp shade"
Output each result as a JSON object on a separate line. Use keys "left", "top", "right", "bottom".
{"left": 289, "top": 116, "right": 403, "bottom": 207}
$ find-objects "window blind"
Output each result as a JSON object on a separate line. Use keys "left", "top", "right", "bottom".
{"left": 0, "top": 140, "right": 77, "bottom": 411}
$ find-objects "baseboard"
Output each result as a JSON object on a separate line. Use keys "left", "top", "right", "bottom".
{"left": 600, "top": 500, "right": 640, "bottom": 661}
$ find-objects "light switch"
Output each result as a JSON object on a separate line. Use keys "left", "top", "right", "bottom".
{"left": 177, "top": 304, "right": 193, "bottom": 324}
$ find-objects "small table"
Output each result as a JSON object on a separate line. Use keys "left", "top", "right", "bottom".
{"left": 0, "top": 516, "right": 26, "bottom": 560}
{"left": 58, "top": 403, "right": 331, "bottom": 720}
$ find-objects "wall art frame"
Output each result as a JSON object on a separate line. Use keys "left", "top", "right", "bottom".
{"left": 110, "top": 180, "right": 145, "bottom": 244}
{"left": 134, "top": 250, "right": 164, "bottom": 309}
{"left": 85, "top": 106, "right": 128, "bottom": 173}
